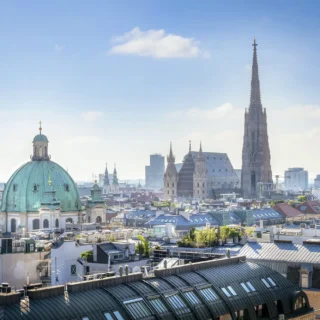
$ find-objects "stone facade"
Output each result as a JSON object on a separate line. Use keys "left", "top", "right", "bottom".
{"left": 177, "top": 141, "right": 195, "bottom": 198}
{"left": 193, "top": 143, "right": 207, "bottom": 200}
{"left": 241, "top": 39, "right": 273, "bottom": 199}
{"left": 163, "top": 143, "right": 178, "bottom": 200}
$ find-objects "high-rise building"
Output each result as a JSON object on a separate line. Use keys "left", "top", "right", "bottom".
{"left": 241, "top": 39, "right": 273, "bottom": 199}
{"left": 314, "top": 174, "right": 320, "bottom": 189}
{"left": 145, "top": 154, "right": 165, "bottom": 189}
{"left": 284, "top": 168, "right": 308, "bottom": 191}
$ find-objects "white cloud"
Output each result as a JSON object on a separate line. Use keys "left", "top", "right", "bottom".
{"left": 168, "top": 102, "right": 236, "bottom": 120}
{"left": 81, "top": 111, "right": 103, "bottom": 122}
{"left": 109, "top": 27, "right": 210, "bottom": 59}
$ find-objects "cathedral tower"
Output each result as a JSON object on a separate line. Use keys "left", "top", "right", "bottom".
{"left": 193, "top": 142, "right": 207, "bottom": 200}
{"left": 164, "top": 143, "right": 178, "bottom": 200}
{"left": 241, "top": 39, "right": 273, "bottom": 199}
{"left": 103, "top": 163, "right": 109, "bottom": 194}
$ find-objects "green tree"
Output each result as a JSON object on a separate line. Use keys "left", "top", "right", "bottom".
{"left": 229, "top": 228, "right": 240, "bottom": 242}
{"left": 297, "top": 195, "right": 307, "bottom": 203}
{"left": 137, "top": 235, "right": 151, "bottom": 257}
{"left": 219, "top": 226, "right": 231, "bottom": 243}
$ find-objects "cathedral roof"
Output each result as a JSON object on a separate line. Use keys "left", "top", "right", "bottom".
{"left": 177, "top": 150, "right": 195, "bottom": 197}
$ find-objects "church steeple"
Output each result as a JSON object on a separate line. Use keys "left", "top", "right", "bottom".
{"left": 167, "top": 142, "right": 175, "bottom": 163}
{"left": 113, "top": 163, "right": 118, "bottom": 185}
{"left": 104, "top": 163, "right": 110, "bottom": 186}
{"left": 241, "top": 39, "right": 273, "bottom": 199}
{"left": 250, "top": 38, "right": 262, "bottom": 108}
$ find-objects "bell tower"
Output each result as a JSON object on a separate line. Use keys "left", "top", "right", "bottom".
{"left": 32, "top": 121, "right": 50, "bottom": 161}
{"left": 241, "top": 39, "right": 273, "bottom": 198}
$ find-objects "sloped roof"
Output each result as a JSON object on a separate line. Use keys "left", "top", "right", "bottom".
{"left": 274, "top": 203, "right": 303, "bottom": 218}
{"left": 239, "top": 242, "right": 320, "bottom": 264}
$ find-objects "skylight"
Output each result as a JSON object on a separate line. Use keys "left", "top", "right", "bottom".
{"left": 261, "top": 278, "right": 271, "bottom": 288}
{"left": 199, "top": 288, "right": 218, "bottom": 301}
{"left": 165, "top": 294, "right": 191, "bottom": 315}
{"left": 221, "top": 287, "right": 231, "bottom": 297}
{"left": 123, "top": 298, "right": 152, "bottom": 320}
{"left": 184, "top": 291, "right": 201, "bottom": 305}
{"left": 149, "top": 299, "right": 168, "bottom": 314}
{"left": 241, "top": 281, "right": 256, "bottom": 293}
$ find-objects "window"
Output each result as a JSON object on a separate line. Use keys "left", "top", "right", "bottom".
{"left": 165, "top": 294, "right": 190, "bottom": 315}
{"left": 246, "top": 281, "right": 256, "bottom": 292}
{"left": 199, "top": 288, "right": 217, "bottom": 301}
{"left": 113, "top": 311, "right": 124, "bottom": 320}
{"left": 221, "top": 287, "right": 231, "bottom": 297}
{"left": 149, "top": 299, "right": 168, "bottom": 313}
{"left": 240, "top": 282, "right": 250, "bottom": 293}
{"left": 267, "top": 277, "right": 277, "bottom": 287}
{"left": 241, "top": 282, "right": 256, "bottom": 293}
{"left": 65, "top": 184, "right": 70, "bottom": 192}
{"left": 227, "top": 286, "right": 237, "bottom": 296}
{"left": 82, "top": 317, "right": 89, "bottom": 320}
{"left": 104, "top": 313, "right": 113, "bottom": 320}
{"left": 123, "top": 298, "right": 152, "bottom": 320}
{"left": 13, "top": 184, "right": 17, "bottom": 192}
{"left": 33, "top": 184, "right": 38, "bottom": 192}
{"left": 261, "top": 278, "right": 271, "bottom": 288}
{"left": 184, "top": 291, "right": 201, "bottom": 305}
{"left": 172, "top": 190, "right": 174, "bottom": 194}
{"left": 71, "top": 264, "right": 76, "bottom": 275}
{"left": 172, "top": 183, "right": 174, "bottom": 187}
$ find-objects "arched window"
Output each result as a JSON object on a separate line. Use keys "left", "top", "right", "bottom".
{"left": 39, "top": 147, "right": 43, "bottom": 157}
{"left": 11, "top": 219, "right": 16, "bottom": 233}
{"left": 43, "top": 219, "right": 49, "bottom": 228}
{"left": 55, "top": 219, "right": 59, "bottom": 228}
{"left": 33, "top": 219, "right": 40, "bottom": 230}
{"left": 87, "top": 216, "right": 90, "bottom": 223}
{"left": 96, "top": 216, "right": 102, "bottom": 223}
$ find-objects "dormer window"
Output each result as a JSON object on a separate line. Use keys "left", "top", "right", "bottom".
{"left": 65, "top": 184, "right": 70, "bottom": 192}
{"left": 13, "top": 184, "right": 17, "bottom": 192}
{"left": 33, "top": 184, "right": 38, "bottom": 192}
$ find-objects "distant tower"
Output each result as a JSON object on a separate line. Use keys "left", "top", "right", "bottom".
{"left": 111, "top": 163, "right": 119, "bottom": 193}
{"left": 177, "top": 141, "right": 195, "bottom": 198}
{"left": 163, "top": 143, "right": 178, "bottom": 200}
{"left": 241, "top": 39, "right": 273, "bottom": 199}
{"left": 193, "top": 142, "right": 207, "bottom": 200}
{"left": 103, "top": 163, "right": 110, "bottom": 194}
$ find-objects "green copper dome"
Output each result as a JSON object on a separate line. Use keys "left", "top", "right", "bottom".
{"left": 33, "top": 134, "right": 48, "bottom": 143}
{"left": 1, "top": 161, "right": 81, "bottom": 213}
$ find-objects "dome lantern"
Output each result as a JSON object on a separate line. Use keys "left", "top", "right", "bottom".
{"left": 32, "top": 121, "right": 50, "bottom": 161}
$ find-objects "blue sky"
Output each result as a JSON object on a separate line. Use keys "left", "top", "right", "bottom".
{"left": 0, "top": 1, "right": 319, "bottom": 182}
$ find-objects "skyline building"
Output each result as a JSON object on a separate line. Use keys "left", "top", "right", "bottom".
{"left": 241, "top": 39, "right": 273, "bottom": 199}
{"left": 145, "top": 154, "right": 165, "bottom": 189}
{"left": 284, "top": 167, "right": 309, "bottom": 191}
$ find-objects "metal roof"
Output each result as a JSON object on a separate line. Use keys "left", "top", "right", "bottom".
{"left": 1, "top": 259, "right": 311, "bottom": 320}
{"left": 240, "top": 242, "right": 320, "bottom": 264}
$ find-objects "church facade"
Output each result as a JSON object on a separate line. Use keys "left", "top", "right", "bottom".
{"left": 241, "top": 39, "right": 273, "bottom": 199}
{"left": 0, "top": 125, "right": 82, "bottom": 233}
{"left": 164, "top": 142, "right": 239, "bottom": 200}
{"left": 102, "top": 163, "right": 120, "bottom": 194}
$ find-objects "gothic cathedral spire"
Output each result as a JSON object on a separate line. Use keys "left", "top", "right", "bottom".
{"left": 241, "top": 39, "right": 273, "bottom": 199}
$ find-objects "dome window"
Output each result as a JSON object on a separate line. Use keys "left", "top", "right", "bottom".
{"left": 33, "top": 184, "right": 39, "bottom": 192}
{"left": 64, "top": 184, "right": 70, "bottom": 192}
{"left": 13, "top": 184, "right": 17, "bottom": 192}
